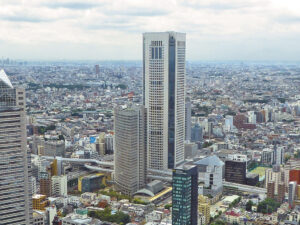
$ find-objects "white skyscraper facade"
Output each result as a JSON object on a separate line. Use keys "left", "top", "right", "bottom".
{"left": 0, "top": 69, "right": 32, "bottom": 224}
{"left": 143, "top": 32, "right": 186, "bottom": 170}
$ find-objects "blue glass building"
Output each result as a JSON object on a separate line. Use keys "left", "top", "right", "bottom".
{"left": 172, "top": 165, "right": 198, "bottom": 225}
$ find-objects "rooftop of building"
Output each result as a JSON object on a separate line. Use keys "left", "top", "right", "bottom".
{"left": 194, "top": 155, "right": 224, "bottom": 167}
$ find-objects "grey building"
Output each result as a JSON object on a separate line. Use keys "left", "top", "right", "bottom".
{"left": 191, "top": 123, "right": 203, "bottom": 142}
{"left": 44, "top": 140, "right": 65, "bottom": 157}
{"left": 0, "top": 69, "right": 32, "bottom": 224}
{"left": 114, "top": 105, "right": 147, "bottom": 196}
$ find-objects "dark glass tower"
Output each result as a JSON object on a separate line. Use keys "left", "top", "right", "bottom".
{"left": 172, "top": 165, "right": 198, "bottom": 225}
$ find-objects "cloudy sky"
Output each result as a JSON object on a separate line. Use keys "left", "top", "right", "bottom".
{"left": 0, "top": 0, "right": 300, "bottom": 61}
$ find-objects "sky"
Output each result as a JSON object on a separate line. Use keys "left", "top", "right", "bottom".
{"left": 0, "top": 0, "right": 300, "bottom": 61}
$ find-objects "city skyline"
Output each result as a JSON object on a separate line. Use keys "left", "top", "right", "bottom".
{"left": 1, "top": 0, "right": 300, "bottom": 61}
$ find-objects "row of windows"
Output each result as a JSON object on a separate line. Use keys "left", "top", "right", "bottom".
{"left": 151, "top": 47, "right": 162, "bottom": 59}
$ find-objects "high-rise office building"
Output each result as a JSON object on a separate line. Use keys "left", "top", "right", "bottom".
{"left": 114, "top": 105, "right": 147, "bottom": 196}
{"left": 172, "top": 165, "right": 198, "bottom": 225}
{"left": 0, "top": 69, "right": 32, "bottom": 224}
{"left": 143, "top": 32, "right": 186, "bottom": 170}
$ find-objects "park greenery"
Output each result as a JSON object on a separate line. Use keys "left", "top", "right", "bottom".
{"left": 132, "top": 198, "right": 149, "bottom": 205}
{"left": 99, "top": 189, "right": 130, "bottom": 201}
{"left": 38, "top": 124, "right": 56, "bottom": 134}
{"left": 203, "top": 142, "right": 213, "bottom": 148}
{"left": 98, "top": 190, "right": 148, "bottom": 205}
{"left": 88, "top": 207, "right": 130, "bottom": 224}
{"left": 257, "top": 198, "right": 280, "bottom": 214}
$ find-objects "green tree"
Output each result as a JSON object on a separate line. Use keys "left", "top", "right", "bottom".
{"left": 257, "top": 198, "right": 280, "bottom": 214}
{"left": 246, "top": 200, "right": 254, "bottom": 211}
{"left": 164, "top": 204, "right": 172, "bottom": 210}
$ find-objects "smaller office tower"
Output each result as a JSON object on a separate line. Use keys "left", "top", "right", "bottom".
{"left": 288, "top": 181, "right": 297, "bottom": 208}
{"left": 40, "top": 171, "right": 52, "bottom": 197}
{"left": 277, "top": 183, "right": 285, "bottom": 203}
{"left": 114, "top": 105, "right": 146, "bottom": 196}
{"left": 274, "top": 146, "right": 284, "bottom": 165}
{"left": 261, "top": 148, "right": 274, "bottom": 165}
{"left": 172, "top": 164, "right": 198, "bottom": 225}
{"left": 225, "top": 160, "right": 247, "bottom": 184}
{"left": 96, "top": 132, "right": 106, "bottom": 156}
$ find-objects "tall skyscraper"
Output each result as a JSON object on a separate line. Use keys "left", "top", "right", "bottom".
{"left": 143, "top": 32, "right": 186, "bottom": 170}
{"left": 0, "top": 69, "right": 32, "bottom": 224}
{"left": 114, "top": 105, "right": 147, "bottom": 196}
{"left": 172, "top": 165, "right": 198, "bottom": 225}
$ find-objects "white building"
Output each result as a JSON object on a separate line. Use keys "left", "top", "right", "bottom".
{"left": 195, "top": 155, "right": 224, "bottom": 196}
{"left": 248, "top": 111, "right": 257, "bottom": 124}
{"left": 143, "top": 32, "right": 186, "bottom": 170}
{"left": 32, "top": 176, "right": 37, "bottom": 195}
{"left": 225, "top": 115, "right": 234, "bottom": 131}
{"left": 46, "top": 205, "right": 57, "bottom": 225}
{"left": 228, "top": 154, "right": 248, "bottom": 162}
{"left": 51, "top": 175, "right": 68, "bottom": 197}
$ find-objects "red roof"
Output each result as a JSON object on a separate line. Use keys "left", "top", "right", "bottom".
{"left": 225, "top": 211, "right": 241, "bottom": 217}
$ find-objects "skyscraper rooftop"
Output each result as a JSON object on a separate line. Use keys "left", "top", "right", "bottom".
{"left": 0, "top": 69, "right": 13, "bottom": 88}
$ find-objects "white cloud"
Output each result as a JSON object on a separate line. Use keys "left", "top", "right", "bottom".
{"left": 0, "top": 0, "right": 299, "bottom": 60}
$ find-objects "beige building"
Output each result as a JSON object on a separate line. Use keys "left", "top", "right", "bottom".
{"left": 198, "top": 195, "right": 210, "bottom": 225}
